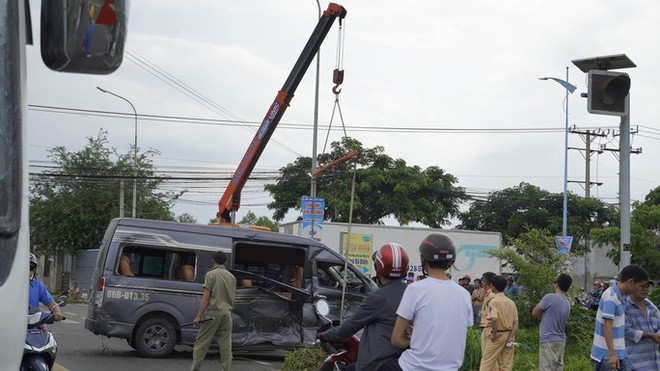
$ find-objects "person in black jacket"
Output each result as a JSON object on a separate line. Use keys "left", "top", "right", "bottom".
{"left": 318, "top": 243, "right": 410, "bottom": 371}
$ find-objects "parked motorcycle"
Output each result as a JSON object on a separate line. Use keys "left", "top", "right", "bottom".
{"left": 21, "top": 296, "right": 67, "bottom": 371}
{"left": 314, "top": 298, "right": 360, "bottom": 371}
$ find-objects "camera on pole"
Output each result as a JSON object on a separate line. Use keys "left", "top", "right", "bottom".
{"left": 587, "top": 70, "right": 630, "bottom": 116}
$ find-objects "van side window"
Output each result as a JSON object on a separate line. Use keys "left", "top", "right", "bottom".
{"left": 233, "top": 243, "right": 306, "bottom": 288}
{"left": 316, "top": 262, "right": 366, "bottom": 293}
{"left": 118, "top": 247, "right": 196, "bottom": 281}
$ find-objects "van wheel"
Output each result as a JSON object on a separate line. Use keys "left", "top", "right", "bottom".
{"left": 134, "top": 317, "right": 176, "bottom": 358}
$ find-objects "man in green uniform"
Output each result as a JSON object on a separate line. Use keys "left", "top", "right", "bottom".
{"left": 191, "top": 251, "right": 236, "bottom": 371}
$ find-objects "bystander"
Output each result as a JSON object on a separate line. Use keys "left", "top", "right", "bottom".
{"left": 533, "top": 273, "right": 572, "bottom": 371}
{"left": 591, "top": 264, "right": 649, "bottom": 371}
{"left": 624, "top": 279, "right": 660, "bottom": 371}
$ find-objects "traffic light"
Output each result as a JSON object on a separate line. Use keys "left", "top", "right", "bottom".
{"left": 587, "top": 70, "right": 630, "bottom": 116}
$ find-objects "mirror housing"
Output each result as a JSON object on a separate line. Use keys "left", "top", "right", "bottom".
{"left": 57, "top": 295, "right": 68, "bottom": 307}
{"left": 314, "top": 297, "right": 330, "bottom": 316}
{"left": 41, "top": 0, "right": 128, "bottom": 74}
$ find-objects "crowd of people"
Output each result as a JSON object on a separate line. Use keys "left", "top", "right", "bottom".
{"left": 318, "top": 233, "right": 525, "bottom": 371}
{"left": 27, "top": 233, "right": 658, "bottom": 371}
{"left": 315, "top": 234, "right": 658, "bottom": 371}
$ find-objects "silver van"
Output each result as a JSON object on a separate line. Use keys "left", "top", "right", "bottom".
{"left": 84, "top": 218, "right": 376, "bottom": 358}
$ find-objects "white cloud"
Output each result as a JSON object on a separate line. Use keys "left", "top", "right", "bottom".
{"left": 26, "top": 0, "right": 660, "bottom": 225}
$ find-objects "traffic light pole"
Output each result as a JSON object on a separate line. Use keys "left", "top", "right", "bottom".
{"left": 571, "top": 54, "right": 636, "bottom": 270}
{"left": 619, "top": 97, "right": 632, "bottom": 268}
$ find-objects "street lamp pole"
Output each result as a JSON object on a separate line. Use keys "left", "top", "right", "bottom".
{"left": 310, "top": 0, "right": 321, "bottom": 240}
{"left": 97, "top": 86, "right": 138, "bottom": 218}
{"left": 539, "top": 68, "right": 577, "bottom": 236}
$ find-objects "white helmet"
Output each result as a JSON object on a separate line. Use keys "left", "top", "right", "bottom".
{"left": 29, "top": 253, "right": 38, "bottom": 268}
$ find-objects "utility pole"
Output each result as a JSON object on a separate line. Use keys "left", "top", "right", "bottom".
{"left": 568, "top": 126, "right": 606, "bottom": 288}
{"left": 601, "top": 127, "right": 642, "bottom": 159}
{"left": 119, "top": 180, "right": 125, "bottom": 217}
{"left": 601, "top": 126, "right": 641, "bottom": 268}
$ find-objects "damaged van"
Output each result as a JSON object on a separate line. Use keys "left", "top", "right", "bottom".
{"left": 84, "top": 218, "right": 377, "bottom": 358}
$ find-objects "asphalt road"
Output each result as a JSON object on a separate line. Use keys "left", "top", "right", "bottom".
{"left": 52, "top": 303, "right": 285, "bottom": 370}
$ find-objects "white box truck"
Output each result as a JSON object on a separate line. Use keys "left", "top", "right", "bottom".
{"left": 280, "top": 221, "right": 502, "bottom": 280}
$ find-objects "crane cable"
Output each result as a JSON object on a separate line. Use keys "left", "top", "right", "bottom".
{"left": 321, "top": 18, "right": 359, "bottom": 324}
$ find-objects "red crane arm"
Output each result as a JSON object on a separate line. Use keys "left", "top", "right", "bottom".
{"left": 217, "top": 3, "right": 347, "bottom": 224}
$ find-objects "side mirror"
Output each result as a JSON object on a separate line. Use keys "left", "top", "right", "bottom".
{"left": 41, "top": 0, "right": 129, "bottom": 74}
{"left": 314, "top": 297, "right": 330, "bottom": 317}
{"left": 57, "top": 295, "right": 68, "bottom": 308}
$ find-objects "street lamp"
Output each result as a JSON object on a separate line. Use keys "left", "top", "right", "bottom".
{"left": 97, "top": 86, "right": 138, "bottom": 218}
{"left": 310, "top": 0, "right": 321, "bottom": 240}
{"left": 539, "top": 67, "right": 577, "bottom": 236}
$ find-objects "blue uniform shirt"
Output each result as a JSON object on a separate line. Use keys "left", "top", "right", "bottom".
{"left": 29, "top": 278, "right": 54, "bottom": 309}
{"left": 624, "top": 297, "right": 660, "bottom": 371}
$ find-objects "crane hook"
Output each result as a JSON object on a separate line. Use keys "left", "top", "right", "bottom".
{"left": 332, "top": 68, "right": 344, "bottom": 95}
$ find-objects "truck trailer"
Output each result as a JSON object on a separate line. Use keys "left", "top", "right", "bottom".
{"left": 280, "top": 221, "right": 503, "bottom": 280}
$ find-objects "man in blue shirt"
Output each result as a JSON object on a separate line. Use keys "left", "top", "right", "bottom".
{"left": 533, "top": 273, "right": 572, "bottom": 371}
{"left": 504, "top": 276, "right": 519, "bottom": 299}
{"left": 28, "top": 253, "right": 63, "bottom": 320}
{"left": 624, "top": 279, "right": 660, "bottom": 371}
{"left": 591, "top": 264, "right": 649, "bottom": 371}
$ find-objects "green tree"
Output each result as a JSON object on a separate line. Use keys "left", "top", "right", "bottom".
{"left": 30, "top": 130, "right": 181, "bottom": 256}
{"left": 458, "top": 182, "right": 618, "bottom": 255}
{"left": 265, "top": 137, "right": 467, "bottom": 227}
{"left": 238, "top": 210, "right": 279, "bottom": 232}
{"left": 491, "top": 227, "right": 567, "bottom": 305}
{"left": 176, "top": 213, "right": 198, "bottom": 224}
{"left": 591, "top": 186, "right": 659, "bottom": 277}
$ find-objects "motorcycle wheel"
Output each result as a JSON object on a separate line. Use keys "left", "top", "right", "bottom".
{"left": 20, "top": 355, "right": 49, "bottom": 371}
{"left": 134, "top": 317, "right": 177, "bottom": 358}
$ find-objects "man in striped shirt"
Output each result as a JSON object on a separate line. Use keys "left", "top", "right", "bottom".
{"left": 624, "top": 279, "right": 660, "bottom": 371}
{"left": 591, "top": 264, "right": 649, "bottom": 371}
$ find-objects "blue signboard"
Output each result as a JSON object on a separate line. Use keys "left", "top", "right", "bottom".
{"left": 302, "top": 196, "right": 324, "bottom": 229}
{"left": 554, "top": 236, "right": 573, "bottom": 256}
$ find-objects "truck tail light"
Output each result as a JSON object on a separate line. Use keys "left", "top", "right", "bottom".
{"left": 96, "top": 276, "right": 105, "bottom": 292}
{"left": 94, "top": 277, "right": 105, "bottom": 307}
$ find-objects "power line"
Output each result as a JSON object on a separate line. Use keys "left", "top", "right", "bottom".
{"left": 28, "top": 104, "right": 634, "bottom": 134}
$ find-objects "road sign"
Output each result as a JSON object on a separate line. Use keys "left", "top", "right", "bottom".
{"left": 301, "top": 196, "right": 324, "bottom": 229}
{"left": 555, "top": 236, "right": 573, "bottom": 256}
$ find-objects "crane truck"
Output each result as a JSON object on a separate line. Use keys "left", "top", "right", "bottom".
{"left": 217, "top": 3, "right": 347, "bottom": 224}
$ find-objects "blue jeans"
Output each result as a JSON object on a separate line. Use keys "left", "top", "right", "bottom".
{"left": 593, "top": 357, "right": 631, "bottom": 371}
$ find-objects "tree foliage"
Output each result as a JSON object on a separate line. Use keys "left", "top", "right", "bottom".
{"left": 238, "top": 210, "right": 279, "bottom": 232}
{"left": 30, "top": 131, "right": 181, "bottom": 256}
{"left": 491, "top": 227, "right": 568, "bottom": 306}
{"left": 590, "top": 186, "right": 659, "bottom": 278}
{"left": 264, "top": 137, "right": 467, "bottom": 227}
{"left": 458, "top": 182, "right": 618, "bottom": 255}
{"left": 176, "top": 213, "right": 198, "bottom": 224}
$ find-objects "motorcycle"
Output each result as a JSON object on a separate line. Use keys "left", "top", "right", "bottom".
{"left": 21, "top": 296, "right": 67, "bottom": 371}
{"left": 314, "top": 298, "right": 360, "bottom": 371}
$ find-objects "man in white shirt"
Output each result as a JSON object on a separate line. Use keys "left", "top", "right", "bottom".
{"left": 384, "top": 233, "right": 473, "bottom": 371}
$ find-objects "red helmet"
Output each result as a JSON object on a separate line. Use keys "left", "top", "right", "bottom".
{"left": 373, "top": 243, "right": 409, "bottom": 278}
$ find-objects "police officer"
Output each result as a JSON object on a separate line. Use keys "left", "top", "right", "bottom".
{"left": 190, "top": 251, "right": 236, "bottom": 371}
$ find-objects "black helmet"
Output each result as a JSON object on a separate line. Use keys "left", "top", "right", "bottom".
{"left": 419, "top": 233, "right": 456, "bottom": 262}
